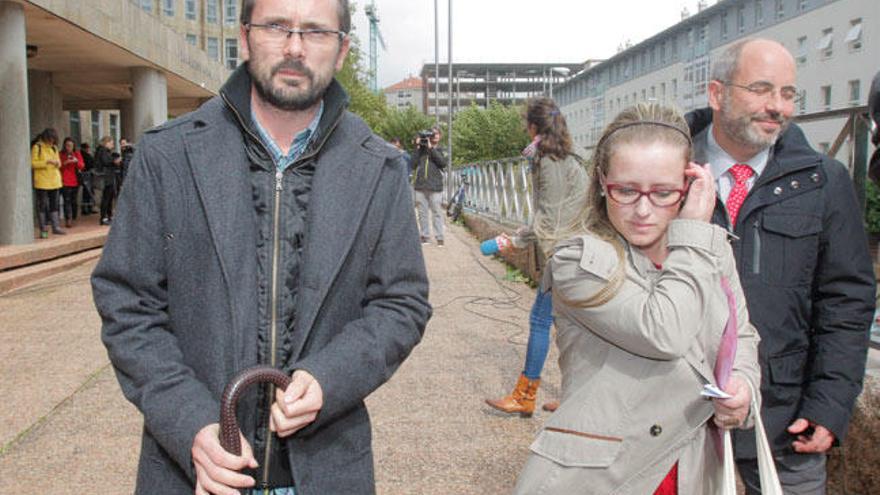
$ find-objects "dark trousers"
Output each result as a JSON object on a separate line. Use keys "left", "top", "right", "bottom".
{"left": 79, "top": 174, "right": 96, "bottom": 213}
{"left": 35, "top": 188, "right": 60, "bottom": 230}
{"left": 61, "top": 186, "right": 79, "bottom": 220}
{"left": 738, "top": 452, "right": 827, "bottom": 494}
{"left": 100, "top": 183, "right": 116, "bottom": 220}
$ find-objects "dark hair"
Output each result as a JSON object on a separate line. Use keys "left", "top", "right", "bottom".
{"left": 80, "top": 142, "right": 90, "bottom": 150}
{"left": 37, "top": 128, "right": 58, "bottom": 145}
{"left": 240, "top": 0, "right": 351, "bottom": 33}
{"left": 525, "top": 97, "right": 572, "bottom": 162}
{"left": 62, "top": 137, "right": 76, "bottom": 150}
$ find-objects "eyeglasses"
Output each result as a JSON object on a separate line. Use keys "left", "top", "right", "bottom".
{"left": 245, "top": 23, "right": 346, "bottom": 46}
{"left": 722, "top": 80, "right": 802, "bottom": 103}
{"left": 603, "top": 182, "right": 688, "bottom": 207}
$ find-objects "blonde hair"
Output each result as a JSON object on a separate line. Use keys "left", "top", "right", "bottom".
{"left": 561, "top": 103, "right": 692, "bottom": 307}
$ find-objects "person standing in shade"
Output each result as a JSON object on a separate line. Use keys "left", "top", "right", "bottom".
{"left": 94, "top": 135, "right": 121, "bottom": 225}
{"left": 79, "top": 142, "right": 97, "bottom": 215}
{"left": 91, "top": 0, "right": 430, "bottom": 494}
{"left": 411, "top": 127, "right": 447, "bottom": 246}
{"left": 30, "top": 128, "right": 65, "bottom": 238}
{"left": 485, "top": 98, "right": 588, "bottom": 417}
{"left": 687, "top": 38, "right": 875, "bottom": 494}
{"left": 59, "top": 137, "right": 85, "bottom": 228}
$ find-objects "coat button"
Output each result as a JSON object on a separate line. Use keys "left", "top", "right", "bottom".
{"left": 811, "top": 173, "right": 820, "bottom": 183}
{"left": 773, "top": 186, "right": 783, "bottom": 196}
{"left": 650, "top": 424, "right": 662, "bottom": 437}
{"left": 791, "top": 180, "right": 800, "bottom": 189}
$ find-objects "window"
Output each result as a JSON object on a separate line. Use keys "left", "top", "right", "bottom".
{"left": 68, "top": 112, "right": 81, "bottom": 145}
{"left": 796, "top": 36, "right": 807, "bottom": 65}
{"left": 185, "top": 0, "right": 196, "bottom": 20}
{"left": 207, "top": 37, "right": 219, "bottom": 61}
{"left": 737, "top": 5, "right": 745, "bottom": 33}
{"left": 186, "top": 33, "right": 197, "bottom": 46}
{"left": 163, "top": 0, "right": 174, "bottom": 17}
{"left": 848, "top": 79, "right": 860, "bottom": 103}
{"left": 206, "top": 0, "right": 219, "bottom": 23}
{"left": 798, "top": 0, "right": 807, "bottom": 10}
{"left": 775, "top": 0, "right": 784, "bottom": 19}
{"left": 140, "top": 0, "right": 152, "bottom": 13}
{"left": 671, "top": 36, "right": 678, "bottom": 61}
{"left": 845, "top": 19, "right": 862, "bottom": 51}
{"left": 816, "top": 28, "right": 833, "bottom": 58}
{"left": 649, "top": 46, "right": 656, "bottom": 67}
{"left": 820, "top": 85, "right": 831, "bottom": 108}
{"left": 225, "top": 38, "right": 238, "bottom": 70}
{"left": 798, "top": 90, "right": 806, "bottom": 113}
{"left": 660, "top": 41, "right": 666, "bottom": 64}
{"left": 225, "top": 0, "right": 238, "bottom": 26}
{"left": 721, "top": 10, "right": 729, "bottom": 39}
{"left": 650, "top": 86, "right": 656, "bottom": 100}
{"left": 91, "top": 110, "right": 101, "bottom": 148}
{"left": 672, "top": 78, "right": 678, "bottom": 98}
{"left": 661, "top": 82, "right": 666, "bottom": 101}
{"left": 641, "top": 89, "right": 647, "bottom": 101}
{"left": 755, "top": 0, "right": 764, "bottom": 25}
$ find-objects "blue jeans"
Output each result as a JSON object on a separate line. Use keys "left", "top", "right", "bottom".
{"left": 523, "top": 288, "right": 553, "bottom": 380}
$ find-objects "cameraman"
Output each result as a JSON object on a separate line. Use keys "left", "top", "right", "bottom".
{"left": 411, "top": 127, "right": 447, "bottom": 246}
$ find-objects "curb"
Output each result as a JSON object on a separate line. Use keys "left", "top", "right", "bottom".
{"left": 0, "top": 249, "right": 102, "bottom": 295}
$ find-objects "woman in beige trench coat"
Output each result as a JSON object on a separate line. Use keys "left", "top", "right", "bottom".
{"left": 513, "top": 103, "right": 761, "bottom": 494}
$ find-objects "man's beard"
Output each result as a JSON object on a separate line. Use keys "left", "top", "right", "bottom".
{"left": 249, "top": 59, "right": 332, "bottom": 111}
{"left": 718, "top": 95, "right": 790, "bottom": 151}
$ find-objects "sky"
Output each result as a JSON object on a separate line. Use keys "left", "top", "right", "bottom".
{"left": 351, "top": 0, "right": 696, "bottom": 89}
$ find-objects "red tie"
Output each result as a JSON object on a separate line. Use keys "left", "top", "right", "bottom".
{"left": 726, "top": 164, "right": 754, "bottom": 227}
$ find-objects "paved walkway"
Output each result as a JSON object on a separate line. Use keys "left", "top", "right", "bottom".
{"left": 0, "top": 222, "right": 560, "bottom": 493}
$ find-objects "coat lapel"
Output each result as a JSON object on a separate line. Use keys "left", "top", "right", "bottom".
{"left": 184, "top": 122, "right": 256, "bottom": 369}
{"left": 291, "top": 120, "right": 386, "bottom": 360}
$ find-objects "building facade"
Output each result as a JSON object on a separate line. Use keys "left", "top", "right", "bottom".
{"left": 0, "top": 0, "right": 230, "bottom": 245}
{"left": 383, "top": 76, "right": 425, "bottom": 111}
{"left": 420, "top": 62, "right": 585, "bottom": 119}
{"left": 555, "top": 0, "right": 877, "bottom": 154}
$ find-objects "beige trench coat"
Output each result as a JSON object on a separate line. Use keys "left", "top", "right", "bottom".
{"left": 514, "top": 220, "right": 761, "bottom": 494}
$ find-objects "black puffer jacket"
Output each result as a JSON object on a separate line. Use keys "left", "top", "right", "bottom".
{"left": 687, "top": 108, "right": 876, "bottom": 458}
{"left": 410, "top": 146, "right": 447, "bottom": 191}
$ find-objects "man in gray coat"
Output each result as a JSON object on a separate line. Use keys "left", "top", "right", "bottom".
{"left": 91, "top": 0, "right": 431, "bottom": 494}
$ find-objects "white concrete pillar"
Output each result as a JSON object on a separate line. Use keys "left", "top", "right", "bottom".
{"left": 0, "top": 2, "right": 34, "bottom": 245}
{"left": 27, "top": 70, "right": 65, "bottom": 140}
{"left": 131, "top": 67, "right": 168, "bottom": 142}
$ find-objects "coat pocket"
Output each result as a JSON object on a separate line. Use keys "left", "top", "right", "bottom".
{"left": 529, "top": 427, "right": 624, "bottom": 468}
{"left": 760, "top": 212, "right": 821, "bottom": 287}
{"left": 767, "top": 349, "right": 808, "bottom": 385}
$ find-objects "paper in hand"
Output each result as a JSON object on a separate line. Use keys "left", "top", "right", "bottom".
{"left": 702, "top": 383, "right": 733, "bottom": 399}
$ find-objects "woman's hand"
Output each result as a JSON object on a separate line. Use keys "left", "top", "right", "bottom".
{"left": 678, "top": 162, "right": 716, "bottom": 222}
{"left": 712, "top": 376, "right": 751, "bottom": 429}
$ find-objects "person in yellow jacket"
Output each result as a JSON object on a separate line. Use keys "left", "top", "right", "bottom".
{"left": 31, "top": 128, "right": 66, "bottom": 238}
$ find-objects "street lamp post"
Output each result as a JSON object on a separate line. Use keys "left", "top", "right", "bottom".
{"left": 548, "top": 66, "right": 571, "bottom": 99}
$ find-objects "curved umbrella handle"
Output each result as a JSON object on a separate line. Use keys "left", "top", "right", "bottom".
{"left": 219, "top": 366, "right": 291, "bottom": 456}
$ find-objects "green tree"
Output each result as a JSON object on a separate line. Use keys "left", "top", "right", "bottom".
{"left": 335, "top": 3, "right": 387, "bottom": 131}
{"left": 451, "top": 102, "right": 529, "bottom": 166}
{"left": 376, "top": 106, "right": 435, "bottom": 152}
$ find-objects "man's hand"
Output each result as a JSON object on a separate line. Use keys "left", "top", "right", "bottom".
{"left": 712, "top": 376, "right": 751, "bottom": 429}
{"left": 270, "top": 370, "right": 324, "bottom": 438}
{"left": 679, "top": 162, "right": 716, "bottom": 222}
{"left": 788, "top": 418, "right": 835, "bottom": 453}
{"left": 192, "top": 423, "right": 257, "bottom": 495}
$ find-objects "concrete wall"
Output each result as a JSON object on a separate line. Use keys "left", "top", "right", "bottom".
{"left": 28, "top": 0, "right": 228, "bottom": 93}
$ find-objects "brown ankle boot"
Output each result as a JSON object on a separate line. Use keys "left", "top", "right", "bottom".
{"left": 542, "top": 400, "right": 559, "bottom": 412}
{"left": 485, "top": 374, "right": 540, "bottom": 417}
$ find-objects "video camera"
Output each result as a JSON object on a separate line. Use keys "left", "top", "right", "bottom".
{"left": 417, "top": 130, "right": 434, "bottom": 148}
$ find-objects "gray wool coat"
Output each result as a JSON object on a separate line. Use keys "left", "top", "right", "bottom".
{"left": 91, "top": 95, "right": 431, "bottom": 494}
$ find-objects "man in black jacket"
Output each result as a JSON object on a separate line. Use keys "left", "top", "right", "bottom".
{"left": 687, "top": 38, "right": 875, "bottom": 493}
{"left": 411, "top": 127, "right": 447, "bottom": 246}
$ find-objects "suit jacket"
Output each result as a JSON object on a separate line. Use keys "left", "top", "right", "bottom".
{"left": 92, "top": 94, "right": 431, "bottom": 494}
{"left": 514, "top": 220, "right": 760, "bottom": 494}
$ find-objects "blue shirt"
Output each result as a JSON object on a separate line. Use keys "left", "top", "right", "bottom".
{"left": 251, "top": 100, "right": 324, "bottom": 171}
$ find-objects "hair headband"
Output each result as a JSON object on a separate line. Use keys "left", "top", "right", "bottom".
{"left": 596, "top": 120, "right": 692, "bottom": 149}
{"left": 549, "top": 109, "right": 560, "bottom": 116}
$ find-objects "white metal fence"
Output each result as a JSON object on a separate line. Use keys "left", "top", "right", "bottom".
{"left": 445, "top": 157, "right": 533, "bottom": 226}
